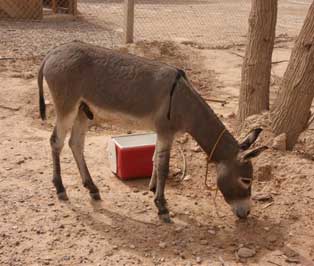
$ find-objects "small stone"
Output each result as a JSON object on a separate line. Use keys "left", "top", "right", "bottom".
{"left": 159, "top": 242, "right": 167, "bottom": 249}
{"left": 130, "top": 244, "right": 136, "bottom": 249}
{"left": 237, "top": 247, "right": 256, "bottom": 258}
{"left": 174, "top": 250, "right": 180, "bottom": 255}
{"left": 192, "top": 145, "right": 202, "bottom": 152}
{"left": 196, "top": 256, "right": 202, "bottom": 264}
{"left": 172, "top": 168, "right": 182, "bottom": 176}
{"left": 23, "top": 72, "right": 34, "bottom": 79}
{"left": 183, "top": 175, "right": 191, "bottom": 181}
{"left": 178, "top": 134, "right": 189, "bottom": 144}
{"left": 272, "top": 133, "right": 287, "bottom": 151}
{"left": 112, "top": 245, "right": 119, "bottom": 250}
{"left": 283, "top": 246, "right": 299, "bottom": 258}
{"left": 133, "top": 188, "right": 139, "bottom": 193}
{"left": 252, "top": 192, "right": 273, "bottom": 202}
{"left": 200, "top": 240, "right": 208, "bottom": 245}
{"left": 289, "top": 212, "right": 299, "bottom": 221}
{"left": 208, "top": 229, "right": 216, "bottom": 235}
{"left": 175, "top": 227, "right": 183, "bottom": 233}
{"left": 142, "top": 191, "right": 149, "bottom": 195}
{"left": 169, "top": 211, "right": 176, "bottom": 218}
{"left": 285, "top": 257, "right": 300, "bottom": 263}
{"left": 272, "top": 250, "right": 284, "bottom": 256}
{"left": 227, "top": 112, "right": 236, "bottom": 118}
{"left": 256, "top": 165, "right": 272, "bottom": 182}
{"left": 267, "top": 234, "right": 277, "bottom": 243}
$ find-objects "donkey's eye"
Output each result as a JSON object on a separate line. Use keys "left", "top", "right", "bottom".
{"left": 242, "top": 179, "right": 251, "bottom": 185}
{"left": 239, "top": 177, "right": 252, "bottom": 188}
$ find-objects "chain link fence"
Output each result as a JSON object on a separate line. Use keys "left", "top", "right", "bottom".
{"left": 0, "top": 0, "right": 312, "bottom": 59}
{"left": 134, "top": 0, "right": 249, "bottom": 47}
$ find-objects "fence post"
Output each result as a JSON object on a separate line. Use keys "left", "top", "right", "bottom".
{"left": 51, "top": 0, "right": 57, "bottom": 14}
{"left": 70, "top": 0, "right": 78, "bottom": 16}
{"left": 124, "top": 0, "right": 135, "bottom": 44}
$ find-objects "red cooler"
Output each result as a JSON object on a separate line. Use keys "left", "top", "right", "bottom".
{"left": 108, "top": 133, "right": 156, "bottom": 180}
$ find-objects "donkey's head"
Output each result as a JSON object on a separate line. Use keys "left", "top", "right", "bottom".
{"left": 216, "top": 128, "right": 267, "bottom": 219}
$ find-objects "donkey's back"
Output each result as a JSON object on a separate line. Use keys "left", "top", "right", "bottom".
{"left": 39, "top": 41, "right": 178, "bottom": 122}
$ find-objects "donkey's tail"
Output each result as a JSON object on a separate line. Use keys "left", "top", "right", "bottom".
{"left": 38, "top": 59, "right": 46, "bottom": 120}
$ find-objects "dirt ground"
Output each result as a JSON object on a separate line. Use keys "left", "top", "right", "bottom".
{"left": 1, "top": 38, "right": 314, "bottom": 266}
{"left": 1, "top": 1, "right": 314, "bottom": 265}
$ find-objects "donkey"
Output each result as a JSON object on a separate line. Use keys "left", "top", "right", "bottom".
{"left": 38, "top": 41, "right": 267, "bottom": 223}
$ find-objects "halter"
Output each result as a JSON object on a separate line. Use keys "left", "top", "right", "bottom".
{"left": 204, "top": 128, "right": 226, "bottom": 189}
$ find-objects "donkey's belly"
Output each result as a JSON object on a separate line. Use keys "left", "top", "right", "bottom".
{"left": 86, "top": 102, "right": 156, "bottom": 131}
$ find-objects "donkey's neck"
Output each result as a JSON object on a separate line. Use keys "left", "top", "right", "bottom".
{"left": 186, "top": 93, "right": 239, "bottom": 162}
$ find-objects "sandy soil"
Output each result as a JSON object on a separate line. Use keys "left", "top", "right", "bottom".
{"left": 1, "top": 1, "right": 314, "bottom": 265}
{"left": 1, "top": 40, "right": 314, "bottom": 266}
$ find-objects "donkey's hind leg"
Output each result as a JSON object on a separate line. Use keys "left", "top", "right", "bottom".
{"left": 69, "top": 108, "right": 101, "bottom": 200}
{"left": 51, "top": 116, "right": 75, "bottom": 201}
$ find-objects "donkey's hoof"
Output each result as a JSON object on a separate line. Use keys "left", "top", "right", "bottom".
{"left": 90, "top": 192, "right": 101, "bottom": 201}
{"left": 57, "top": 191, "right": 69, "bottom": 201}
{"left": 159, "top": 213, "right": 172, "bottom": 223}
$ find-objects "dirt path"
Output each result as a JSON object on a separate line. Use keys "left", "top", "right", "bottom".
{"left": 1, "top": 42, "right": 314, "bottom": 266}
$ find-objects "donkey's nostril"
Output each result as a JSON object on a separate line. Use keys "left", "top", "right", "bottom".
{"left": 236, "top": 207, "right": 250, "bottom": 219}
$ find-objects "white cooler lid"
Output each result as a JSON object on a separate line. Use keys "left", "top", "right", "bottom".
{"left": 112, "top": 133, "right": 157, "bottom": 148}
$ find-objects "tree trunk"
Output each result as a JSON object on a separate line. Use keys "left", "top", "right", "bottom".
{"left": 271, "top": 1, "right": 314, "bottom": 150}
{"left": 238, "top": 0, "right": 277, "bottom": 122}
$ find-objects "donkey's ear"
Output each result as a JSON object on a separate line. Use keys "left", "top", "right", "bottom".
{"left": 239, "top": 128, "right": 263, "bottom": 151}
{"left": 242, "top": 146, "right": 268, "bottom": 161}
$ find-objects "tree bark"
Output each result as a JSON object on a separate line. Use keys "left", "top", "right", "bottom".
{"left": 271, "top": 1, "right": 314, "bottom": 150}
{"left": 238, "top": 0, "right": 277, "bottom": 122}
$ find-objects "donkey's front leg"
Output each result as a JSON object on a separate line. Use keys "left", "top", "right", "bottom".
{"left": 153, "top": 136, "right": 173, "bottom": 223}
{"left": 149, "top": 149, "right": 157, "bottom": 193}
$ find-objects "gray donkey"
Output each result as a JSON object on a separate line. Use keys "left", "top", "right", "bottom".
{"left": 38, "top": 41, "right": 267, "bottom": 223}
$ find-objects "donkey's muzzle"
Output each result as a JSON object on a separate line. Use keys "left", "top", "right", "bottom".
{"left": 231, "top": 199, "right": 251, "bottom": 219}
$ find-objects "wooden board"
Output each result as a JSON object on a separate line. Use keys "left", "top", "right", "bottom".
{"left": 0, "top": 0, "right": 43, "bottom": 19}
